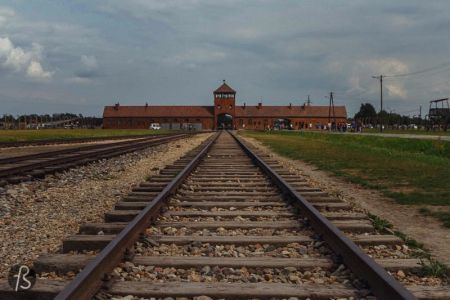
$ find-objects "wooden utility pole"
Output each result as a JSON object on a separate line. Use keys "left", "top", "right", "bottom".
{"left": 328, "top": 92, "right": 336, "bottom": 130}
{"left": 372, "top": 75, "right": 384, "bottom": 132}
{"left": 419, "top": 105, "right": 422, "bottom": 127}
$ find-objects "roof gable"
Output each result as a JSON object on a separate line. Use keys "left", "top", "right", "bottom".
{"left": 214, "top": 81, "right": 236, "bottom": 94}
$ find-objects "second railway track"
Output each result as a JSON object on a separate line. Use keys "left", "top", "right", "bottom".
{"left": 0, "top": 133, "right": 193, "bottom": 185}
{"left": 1, "top": 131, "right": 449, "bottom": 299}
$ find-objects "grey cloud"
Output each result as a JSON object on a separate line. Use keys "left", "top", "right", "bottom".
{"left": 74, "top": 55, "right": 101, "bottom": 79}
{"left": 1, "top": 1, "right": 450, "bottom": 117}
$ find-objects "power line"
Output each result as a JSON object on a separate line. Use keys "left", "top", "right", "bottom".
{"left": 386, "top": 64, "right": 450, "bottom": 81}
{"left": 384, "top": 61, "right": 450, "bottom": 78}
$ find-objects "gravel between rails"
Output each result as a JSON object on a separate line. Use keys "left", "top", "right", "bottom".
{"left": 0, "top": 133, "right": 212, "bottom": 278}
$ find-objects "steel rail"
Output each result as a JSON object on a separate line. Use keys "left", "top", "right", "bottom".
{"left": 230, "top": 131, "right": 416, "bottom": 300}
{"left": 0, "top": 133, "right": 177, "bottom": 148}
{"left": 54, "top": 132, "right": 220, "bottom": 300}
{"left": 0, "top": 134, "right": 174, "bottom": 165}
{"left": 0, "top": 134, "right": 189, "bottom": 179}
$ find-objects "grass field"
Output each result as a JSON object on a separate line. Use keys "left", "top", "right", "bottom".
{"left": 363, "top": 128, "right": 450, "bottom": 136}
{"left": 0, "top": 129, "right": 171, "bottom": 142}
{"left": 241, "top": 130, "right": 450, "bottom": 227}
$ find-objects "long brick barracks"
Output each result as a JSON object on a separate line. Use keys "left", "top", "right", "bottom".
{"left": 103, "top": 81, "right": 347, "bottom": 130}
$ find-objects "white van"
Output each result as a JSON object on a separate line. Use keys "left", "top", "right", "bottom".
{"left": 149, "top": 123, "right": 161, "bottom": 130}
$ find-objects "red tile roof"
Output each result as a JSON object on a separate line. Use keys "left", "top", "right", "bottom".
{"left": 103, "top": 104, "right": 347, "bottom": 119}
{"left": 235, "top": 105, "right": 347, "bottom": 118}
{"left": 103, "top": 105, "right": 214, "bottom": 118}
{"left": 214, "top": 81, "right": 236, "bottom": 94}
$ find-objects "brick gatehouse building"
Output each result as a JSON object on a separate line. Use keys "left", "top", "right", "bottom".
{"left": 103, "top": 81, "right": 347, "bottom": 130}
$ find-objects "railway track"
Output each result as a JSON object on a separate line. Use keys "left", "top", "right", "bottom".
{"left": 0, "top": 134, "right": 175, "bottom": 148}
{"left": 0, "top": 133, "right": 192, "bottom": 185}
{"left": 1, "top": 131, "right": 449, "bottom": 299}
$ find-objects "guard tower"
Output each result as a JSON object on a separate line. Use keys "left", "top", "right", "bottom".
{"left": 428, "top": 98, "right": 450, "bottom": 131}
{"left": 214, "top": 80, "right": 236, "bottom": 129}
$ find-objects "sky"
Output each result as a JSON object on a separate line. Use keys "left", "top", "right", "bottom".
{"left": 1, "top": 1, "right": 450, "bottom": 117}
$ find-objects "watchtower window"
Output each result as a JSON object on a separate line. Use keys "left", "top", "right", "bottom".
{"left": 216, "top": 93, "right": 235, "bottom": 99}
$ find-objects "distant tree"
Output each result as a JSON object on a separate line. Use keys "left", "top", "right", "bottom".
{"left": 387, "top": 113, "right": 402, "bottom": 125}
{"left": 354, "top": 103, "right": 377, "bottom": 125}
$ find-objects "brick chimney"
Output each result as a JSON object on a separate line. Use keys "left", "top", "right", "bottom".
{"left": 258, "top": 102, "right": 262, "bottom": 109}
{"left": 114, "top": 103, "right": 120, "bottom": 110}
{"left": 289, "top": 103, "right": 292, "bottom": 109}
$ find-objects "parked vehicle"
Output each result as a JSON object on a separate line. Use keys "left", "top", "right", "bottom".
{"left": 149, "top": 123, "right": 161, "bottom": 130}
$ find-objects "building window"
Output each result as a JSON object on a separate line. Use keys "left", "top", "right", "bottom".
{"left": 196, "top": 118, "right": 201, "bottom": 122}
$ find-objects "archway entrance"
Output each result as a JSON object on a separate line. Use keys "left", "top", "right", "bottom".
{"left": 217, "top": 113, "right": 233, "bottom": 129}
{"left": 274, "top": 118, "right": 292, "bottom": 130}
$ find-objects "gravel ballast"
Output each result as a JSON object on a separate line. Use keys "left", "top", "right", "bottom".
{"left": 0, "top": 133, "right": 212, "bottom": 278}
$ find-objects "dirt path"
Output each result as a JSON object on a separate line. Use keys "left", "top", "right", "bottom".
{"left": 242, "top": 136, "right": 450, "bottom": 265}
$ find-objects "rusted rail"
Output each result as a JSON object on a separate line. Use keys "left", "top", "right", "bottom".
{"left": 0, "top": 133, "right": 172, "bottom": 148}
{"left": 54, "top": 132, "right": 220, "bottom": 299}
{"left": 230, "top": 131, "right": 416, "bottom": 300}
{"left": 0, "top": 135, "right": 167, "bottom": 165}
{"left": 0, "top": 133, "right": 193, "bottom": 184}
{"left": 1, "top": 130, "right": 447, "bottom": 299}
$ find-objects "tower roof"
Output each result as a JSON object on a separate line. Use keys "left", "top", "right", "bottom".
{"left": 214, "top": 80, "right": 236, "bottom": 94}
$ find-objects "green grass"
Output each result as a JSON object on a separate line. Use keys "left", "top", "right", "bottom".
{"left": 0, "top": 129, "right": 171, "bottom": 142}
{"left": 419, "top": 208, "right": 450, "bottom": 228}
{"left": 241, "top": 131, "right": 450, "bottom": 209}
{"left": 368, "top": 213, "right": 393, "bottom": 233}
{"left": 419, "top": 259, "right": 450, "bottom": 279}
{"left": 393, "top": 230, "right": 425, "bottom": 252}
{"left": 363, "top": 128, "right": 450, "bottom": 136}
{"left": 368, "top": 213, "right": 427, "bottom": 252}
{"left": 367, "top": 213, "right": 449, "bottom": 279}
